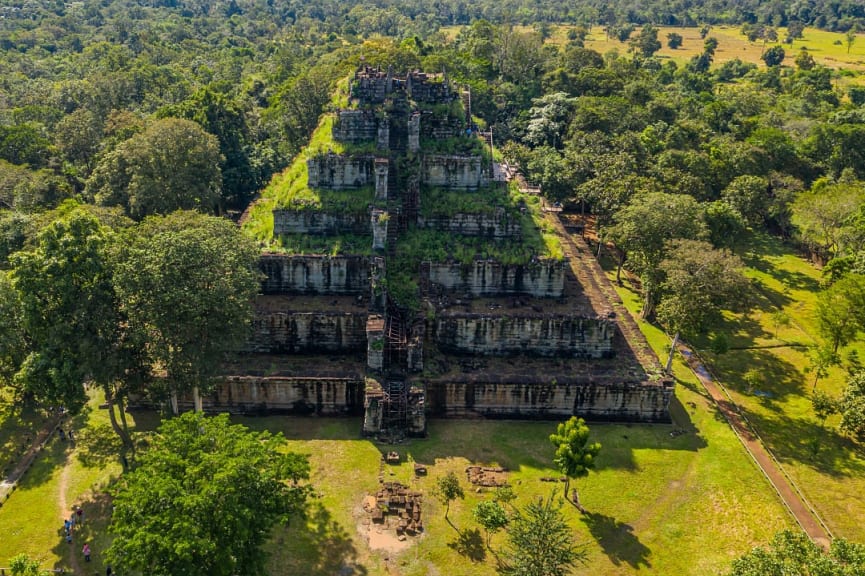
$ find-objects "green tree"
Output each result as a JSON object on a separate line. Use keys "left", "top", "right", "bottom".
{"left": 106, "top": 412, "right": 310, "bottom": 576}
{"left": 656, "top": 239, "right": 749, "bottom": 370}
{"left": 10, "top": 206, "right": 141, "bottom": 446}
{"left": 722, "top": 175, "right": 770, "bottom": 227}
{"left": 666, "top": 32, "right": 683, "bottom": 49}
{"left": 727, "top": 529, "right": 865, "bottom": 575}
{"left": 847, "top": 27, "right": 858, "bottom": 54}
{"left": 500, "top": 492, "right": 587, "bottom": 576}
{"left": 0, "top": 271, "right": 26, "bottom": 385}
{"left": 792, "top": 181, "right": 865, "bottom": 261}
{"left": 87, "top": 118, "right": 223, "bottom": 220}
{"left": 840, "top": 370, "right": 865, "bottom": 441}
{"left": 812, "top": 390, "right": 839, "bottom": 427}
{"left": 631, "top": 24, "right": 662, "bottom": 57}
{"left": 607, "top": 192, "right": 707, "bottom": 318}
{"left": 549, "top": 416, "right": 601, "bottom": 513}
{"left": 473, "top": 500, "right": 509, "bottom": 548}
{"left": 761, "top": 45, "right": 786, "bottom": 67}
{"left": 8, "top": 554, "right": 42, "bottom": 576}
{"left": 815, "top": 273, "right": 865, "bottom": 355}
{"left": 435, "top": 471, "right": 465, "bottom": 529}
{"left": 114, "top": 211, "right": 260, "bottom": 412}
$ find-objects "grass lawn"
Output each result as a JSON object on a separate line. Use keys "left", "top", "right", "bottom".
{"left": 1, "top": 382, "right": 792, "bottom": 574}
{"left": 246, "top": 363, "right": 790, "bottom": 576}
{"left": 606, "top": 231, "right": 865, "bottom": 543}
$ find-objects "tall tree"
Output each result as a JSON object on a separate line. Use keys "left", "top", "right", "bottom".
{"left": 106, "top": 412, "right": 310, "bottom": 576}
{"left": 0, "top": 271, "right": 26, "bottom": 385}
{"left": 10, "top": 206, "right": 140, "bottom": 446}
{"left": 549, "top": 417, "right": 601, "bottom": 513}
{"left": 114, "top": 211, "right": 260, "bottom": 412}
{"left": 631, "top": 24, "right": 662, "bottom": 58}
{"left": 87, "top": 118, "right": 223, "bottom": 220}
{"left": 840, "top": 370, "right": 865, "bottom": 441}
{"left": 607, "top": 192, "right": 707, "bottom": 318}
{"left": 815, "top": 273, "right": 865, "bottom": 355}
{"left": 473, "top": 500, "right": 509, "bottom": 549}
{"left": 657, "top": 239, "right": 749, "bottom": 370}
{"left": 500, "top": 492, "right": 587, "bottom": 576}
{"left": 435, "top": 471, "right": 465, "bottom": 530}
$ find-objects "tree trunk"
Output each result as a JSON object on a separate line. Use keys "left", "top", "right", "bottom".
{"left": 193, "top": 386, "right": 203, "bottom": 413}
{"left": 105, "top": 387, "right": 133, "bottom": 451}
{"left": 665, "top": 333, "right": 679, "bottom": 374}
{"left": 615, "top": 251, "right": 626, "bottom": 286}
{"left": 170, "top": 391, "right": 179, "bottom": 415}
{"left": 640, "top": 287, "right": 655, "bottom": 320}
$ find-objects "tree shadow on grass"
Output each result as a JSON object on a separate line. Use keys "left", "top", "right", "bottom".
{"left": 75, "top": 423, "right": 123, "bottom": 468}
{"left": 270, "top": 500, "right": 368, "bottom": 576}
{"left": 50, "top": 490, "right": 117, "bottom": 574}
{"left": 447, "top": 528, "right": 486, "bottom": 562}
{"left": 581, "top": 512, "right": 651, "bottom": 569}
{"left": 744, "top": 410, "right": 865, "bottom": 478}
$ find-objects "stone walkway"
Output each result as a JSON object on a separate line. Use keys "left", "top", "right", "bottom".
{"left": 676, "top": 344, "right": 832, "bottom": 547}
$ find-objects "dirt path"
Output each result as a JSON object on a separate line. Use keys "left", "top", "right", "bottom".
{"left": 677, "top": 344, "right": 832, "bottom": 547}
{"left": 58, "top": 451, "right": 82, "bottom": 574}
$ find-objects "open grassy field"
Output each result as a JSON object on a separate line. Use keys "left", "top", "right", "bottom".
{"left": 441, "top": 23, "right": 865, "bottom": 81}
{"left": 606, "top": 231, "right": 865, "bottom": 544}
{"left": 0, "top": 377, "right": 792, "bottom": 574}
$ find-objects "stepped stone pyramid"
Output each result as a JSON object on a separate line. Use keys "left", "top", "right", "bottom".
{"left": 189, "top": 65, "right": 673, "bottom": 432}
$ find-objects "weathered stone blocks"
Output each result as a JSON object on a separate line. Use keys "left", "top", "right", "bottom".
{"left": 307, "top": 154, "right": 374, "bottom": 189}
{"left": 248, "top": 311, "right": 368, "bottom": 354}
{"left": 423, "top": 155, "right": 484, "bottom": 189}
{"left": 272, "top": 210, "right": 370, "bottom": 236}
{"left": 435, "top": 315, "right": 614, "bottom": 358}
{"left": 259, "top": 255, "right": 370, "bottom": 295}
{"left": 427, "top": 259, "right": 566, "bottom": 297}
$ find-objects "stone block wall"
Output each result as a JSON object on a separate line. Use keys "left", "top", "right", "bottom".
{"left": 333, "top": 110, "right": 379, "bottom": 142}
{"left": 420, "top": 111, "right": 464, "bottom": 140}
{"left": 418, "top": 208, "right": 521, "bottom": 238}
{"left": 422, "top": 155, "right": 484, "bottom": 189}
{"left": 248, "top": 311, "right": 368, "bottom": 354}
{"left": 259, "top": 255, "right": 370, "bottom": 295}
{"left": 435, "top": 315, "right": 614, "bottom": 358}
{"left": 423, "top": 379, "right": 673, "bottom": 422}
{"left": 427, "top": 259, "right": 565, "bottom": 297}
{"left": 273, "top": 210, "right": 370, "bottom": 236}
{"left": 307, "top": 154, "right": 374, "bottom": 189}
{"left": 186, "top": 376, "right": 365, "bottom": 415}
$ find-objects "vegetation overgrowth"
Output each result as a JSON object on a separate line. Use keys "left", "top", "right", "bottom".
{"left": 3, "top": 0, "right": 865, "bottom": 570}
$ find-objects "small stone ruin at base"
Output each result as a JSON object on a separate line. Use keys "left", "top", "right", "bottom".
{"left": 364, "top": 482, "right": 424, "bottom": 538}
{"left": 465, "top": 466, "right": 508, "bottom": 488}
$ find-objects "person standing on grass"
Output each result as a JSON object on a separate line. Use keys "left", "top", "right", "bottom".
{"left": 83, "top": 543, "right": 91, "bottom": 562}
{"left": 76, "top": 506, "right": 84, "bottom": 525}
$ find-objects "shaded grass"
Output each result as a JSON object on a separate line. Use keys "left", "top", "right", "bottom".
{"left": 606, "top": 230, "right": 865, "bottom": 542}
{"left": 244, "top": 393, "right": 790, "bottom": 576}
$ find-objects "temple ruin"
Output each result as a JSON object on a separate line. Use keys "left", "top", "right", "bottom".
{"left": 188, "top": 66, "right": 674, "bottom": 432}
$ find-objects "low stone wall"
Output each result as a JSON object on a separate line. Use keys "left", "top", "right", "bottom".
{"left": 248, "top": 311, "right": 368, "bottom": 354}
{"left": 273, "top": 210, "right": 370, "bottom": 236}
{"left": 422, "top": 155, "right": 483, "bottom": 189}
{"left": 307, "top": 154, "right": 374, "bottom": 189}
{"left": 178, "top": 376, "right": 365, "bottom": 415}
{"left": 423, "top": 379, "right": 673, "bottom": 422}
{"left": 427, "top": 259, "right": 565, "bottom": 297}
{"left": 259, "top": 255, "right": 370, "bottom": 295}
{"left": 420, "top": 111, "right": 464, "bottom": 140}
{"left": 418, "top": 208, "right": 521, "bottom": 238}
{"left": 334, "top": 110, "right": 378, "bottom": 142}
{"left": 435, "top": 315, "right": 614, "bottom": 358}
